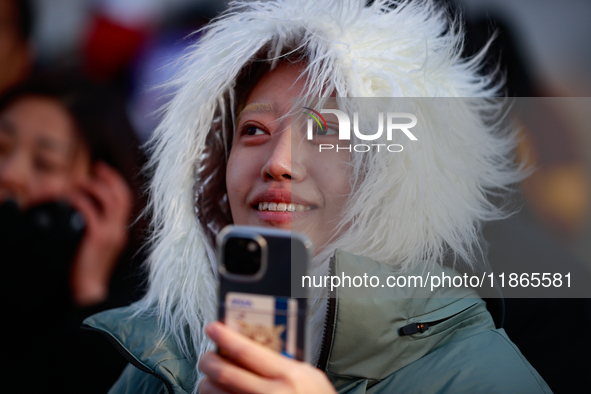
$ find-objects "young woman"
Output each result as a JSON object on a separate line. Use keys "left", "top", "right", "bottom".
{"left": 84, "top": 1, "right": 551, "bottom": 393}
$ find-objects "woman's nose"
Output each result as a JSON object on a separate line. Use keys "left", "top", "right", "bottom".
{"left": 261, "top": 128, "right": 306, "bottom": 182}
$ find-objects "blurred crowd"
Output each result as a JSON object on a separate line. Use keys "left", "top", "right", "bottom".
{"left": 0, "top": 0, "right": 589, "bottom": 392}
{"left": 0, "top": 0, "right": 215, "bottom": 392}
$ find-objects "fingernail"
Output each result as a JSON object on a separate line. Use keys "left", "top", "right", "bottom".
{"left": 205, "top": 322, "right": 216, "bottom": 337}
{"left": 205, "top": 322, "right": 223, "bottom": 338}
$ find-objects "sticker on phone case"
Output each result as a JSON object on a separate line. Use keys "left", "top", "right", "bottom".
{"left": 225, "top": 292, "right": 298, "bottom": 357}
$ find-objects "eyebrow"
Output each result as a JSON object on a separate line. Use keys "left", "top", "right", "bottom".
{"left": 237, "top": 102, "right": 277, "bottom": 122}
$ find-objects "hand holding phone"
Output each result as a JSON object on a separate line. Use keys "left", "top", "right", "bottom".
{"left": 199, "top": 226, "right": 336, "bottom": 394}
{"left": 199, "top": 321, "right": 337, "bottom": 394}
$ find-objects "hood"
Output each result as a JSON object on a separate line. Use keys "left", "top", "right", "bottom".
{"left": 135, "top": 0, "right": 521, "bottom": 391}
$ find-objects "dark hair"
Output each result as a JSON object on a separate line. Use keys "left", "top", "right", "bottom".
{"left": 6, "top": 0, "right": 34, "bottom": 43}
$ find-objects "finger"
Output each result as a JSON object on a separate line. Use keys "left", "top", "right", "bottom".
{"left": 94, "top": 162, "right": 134, "bottom": 210}
{"left": 206, "top": 322, "right": 295, "bottom": 378}
{"left": 76, "top": 179, "right": 114, "bottom": 217}
{"left": 198, "top": 377, "right": 233, "bottom": 394}
{"left": 199, "top": 352, "right": 272, "bottom": 394}
{"left": 78, "top": 169, "right": 132, "bottom": 225}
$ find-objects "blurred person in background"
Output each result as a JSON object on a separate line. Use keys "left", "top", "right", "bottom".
{"left": 0, "top": 73, "right": 147, "bottom": 393}
{"left": 0, "top": 0, "right": 33, "bottom": 94}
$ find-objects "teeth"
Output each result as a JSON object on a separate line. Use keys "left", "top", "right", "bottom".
{"left": 257, "top": 202, "right": 310, "bottom": 212}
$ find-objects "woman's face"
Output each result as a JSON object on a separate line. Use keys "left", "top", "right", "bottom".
{"left": 226, "top": 62, "right": 351, "bottom": 252}
{"left": 0, "top": 96, "right": 91, "bottom": 208}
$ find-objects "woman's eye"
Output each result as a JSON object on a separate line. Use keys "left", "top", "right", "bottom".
{"left": 314, "top": 123, "right": 338, "bottom": 136}
{"left": 244, "top": 126, "right": 266, "bottom": 136}
{"left": 34, "top": 157, "right": 64, "bottom": 175}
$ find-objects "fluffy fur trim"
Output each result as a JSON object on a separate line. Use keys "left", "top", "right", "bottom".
{"left": 133, "top": 0, "right": 521, "bottom": 391}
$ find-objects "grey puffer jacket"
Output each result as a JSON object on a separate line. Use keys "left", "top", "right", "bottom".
{"left": 84, "top": 250, "right": 552, "bottom": 394}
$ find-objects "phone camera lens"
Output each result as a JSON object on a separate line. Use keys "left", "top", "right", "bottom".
{"left": 247, "top": 241, "right": 258, "bottom": 253}
{"left": 224, "top": 237, "right": 262, "bottom": 276}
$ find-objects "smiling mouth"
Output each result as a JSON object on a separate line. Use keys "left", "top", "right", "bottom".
{"left": 256, "top": 202, "right": 313, "bottom": 212}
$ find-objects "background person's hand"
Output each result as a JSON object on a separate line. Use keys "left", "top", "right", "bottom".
{"left": 68, "top": 161, "right": 133, "bottom": 307}
{"left": 199, "top": 322, "right": 337, "bottom": 394}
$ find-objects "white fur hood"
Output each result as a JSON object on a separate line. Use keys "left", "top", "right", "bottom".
{"left": 135, "top": 0, "right": 521, "bottom": 391}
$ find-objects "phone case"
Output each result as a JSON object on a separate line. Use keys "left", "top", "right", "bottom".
{"left": 217, "top": 226, "right": 311, "bottom": 361}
